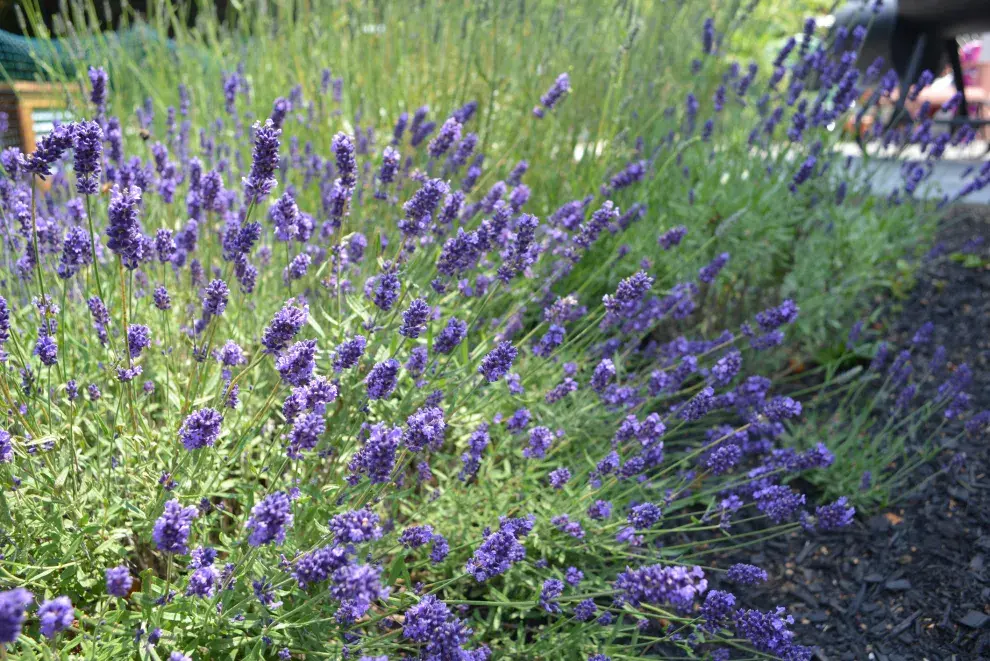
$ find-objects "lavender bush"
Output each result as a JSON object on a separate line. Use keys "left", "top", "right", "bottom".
{"left": 785, "top": 319, "right": 987, "bottom": 510}
{"left": 0, "top": 2, "right": 985, "bottom": 659}
{"left": 33, "top": 0, "right": 984, "bottom": 353}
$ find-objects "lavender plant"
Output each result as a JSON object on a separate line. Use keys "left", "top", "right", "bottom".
{"left": 31, "top": 0, "right": 979, "bottom": 353}
{"left": 0, "top": 2, "right": 984, "bottom": 660}
{"left": 784, "top": 320, "right": 987, "bottom": 509}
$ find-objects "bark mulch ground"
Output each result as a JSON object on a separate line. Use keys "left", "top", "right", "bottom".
{"left": 737, "top": 205, "right": 990, "bottom": 660}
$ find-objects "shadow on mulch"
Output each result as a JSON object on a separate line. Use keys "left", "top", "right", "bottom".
{"left": 731, "top": 205, "right": 990, "bottom": 660}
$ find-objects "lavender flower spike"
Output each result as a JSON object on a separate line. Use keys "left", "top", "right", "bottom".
{"left": 244, "top": 119, "right": 281, "bottom": 203}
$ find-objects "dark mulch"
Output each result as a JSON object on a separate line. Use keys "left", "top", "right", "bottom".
{"left": 736, "top": 205, "right": 990, "bottom": 660}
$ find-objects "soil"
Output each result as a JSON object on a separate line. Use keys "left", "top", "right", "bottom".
{"left": 737, "top": 205, "right": 990, "bottom": 660}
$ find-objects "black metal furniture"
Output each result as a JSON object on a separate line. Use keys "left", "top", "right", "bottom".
{"left": 835, "top": 0, "right": 990, "bottom": 138}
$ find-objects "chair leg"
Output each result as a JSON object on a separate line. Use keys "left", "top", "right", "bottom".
{"left": 946, "top": 37, "right": 969, "bottom": 119}
{"left": 887, "top": 33, "right": 928, "bottom": 132}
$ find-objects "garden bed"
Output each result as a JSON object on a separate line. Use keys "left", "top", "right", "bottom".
{"left": 735, "top": 204, "right": 990, "bottom": 659}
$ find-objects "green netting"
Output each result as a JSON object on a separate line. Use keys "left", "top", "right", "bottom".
{"left": 0, "top": 29, "right": 62, "bottom": 80}
{"left": 0, "top": 27, "right": 176, "bottom": 82}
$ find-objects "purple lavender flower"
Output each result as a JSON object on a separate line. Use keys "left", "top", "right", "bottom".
{"left": 287, "top": 410, "right": 325, "bottom": 458}
{"left": 411, "top": 120, "right": 436, "bottom": 147}
{"left": 574, "top": 599, "right": 596, "bottom": 621}
{"left": 332, "top": 132, "right": 357, "bottom": 188}
{"left": 754, "top": 485, "right": 806, "bottom": 523}
{"left": 333, "top": 335, "right": 366, "bottom": 372}
{"left": 270, "top": 193, "right": 301, "bottom": 241}
{"left": 453, "top": 100, "right": 478, "bottom": 123}
{"left": 0, "top": 296, "right": 9, "bottom": 349}
{"left": 465, "top": 516, "right": 534, "bottom": 581}
{"left": 657, "top": 225, "right": 687, "bottom": 250}
{"left": 449, "top": 133, "right": 478, "bottom": 170}
{"left": 400, "top": 525, "right": 435, "bottom": 549}
{"left": 754, "top": 300, "right": 799, "bottom": 333}
{"left": 330, "top": 563, "right": 389, "bottom": 623}
{"left": 371, "top": 272, "right": 401, "bottom": 311}
{"left": 591, "top": 359, "right": 616, "bottom": 393}
{"left": 762, "top": 396, "right": 802, "bottom": 421}
{"left": 88, "top": 66, "right": 108, "bottom": 113}
{"left": 105, "top": 185, "right": 145, "bottom": 269}
{"left": 434, "top": 318, "right": 467, "bottom": 354}
{"left": 0, "top": 588, "right": 33, "bottom": 643}
{"left": 615, "top": 564, "right": 707, "bottom": 611}
{"left": 153, "top": 499, "right": 198, "bottom": 554}
{"left": 246, "top": 492, "right": 293, "bottom": 546}
{"left": 706, "top": 444, "right": 742, "bottom": 475}
{"left": 215, "top": 340, "right": 247, "bottom": 367}
{"left": 534, "top": 73, "right": 571, "bottom": 117}
{"left": 34, "top": 335, "right": 58, "bottom": 366}
{"left": 403, "top": 406, "right": 446, "bottom": 452}
{"left": 328, "top": 508, "right": 382, "bottom": 544}
{"left": 966, "top": 410, "right": 990, "bottom": 435}
{"left": 185, "top": 565, "right": 218, "bottom": 598}
{"left": 37, "top": 596, "right": 73, "bottom": 639}
{"left": 588, "top": 500, "right": 613, "bottom": 520}
{"left": 73, "top": 120, "right": 103, "bottom": 195}
{"left": 155, "top": 229, "right": 177, "bottom": 263}
{"left": 627, "top": 502, "right": 662, "bottom": 529}
{"left": 25, "top": 123, "right": 74, "bottom": 179}
{"left": 733, "top": 607, "right": 807, "bottom": 659}
{"left": 698, "top": 252, "right": 730, "bottom": 283}
{"left": 814, "top": 497, "right": 855, "bottom": 530}
{"left": 911, "top": 321, "right": 934, "bottom": 346}
{"left": 275, "top": 339, "right": 318, "bottom": 387}
{"left": 789, "top": 156, "right": 816, "bottom": 192}
{"left": 402, "top": 595, "right": 480, "bottom": 658}
{"left": 603, "top": 271, "right": 653, "bottom": 317}
{"left": 379, "top": 146, "right": 400, "bottom": 185}
{"left": 606, "top": 160, "right": 646, "bottom": 192}
{"left": 478, "top": 342, "right": 517, "bottom": 383}
{"left": 701, "top": 590, "right": 735, "bottom": 631}
{"left": 523, "top": 426, "right": 554, "bottom": 459}
{"left": 56, "top": 226, "right": 92, "bottom": 279}
{"left": 366, "top": 359, "right": 400, "bottom": 400}
{"left": 710, "top": 351, "right": 742, "bottom": 386}
{"left": 458, "top": 423, "right": 490, "bottom": 481}
{"left": 726, "top": 563, "right": 768, "bottom": 584}
{"left": 127, "top": 324, "right": 151, "bottom": 359}
{"left": 401, "top": 178, "right": 449, "bottom": 236}
{"left": 430, "top": 535, "right": 450, "bottom": 564}
{"left": 533, "top": 325, "right": 565, "bottom": 358}
{"left": 152, "top": 285, "right": 171, "bottom": 311}
{"left": 392, "top": 112, "right": 408, "bottom": 144}
{"left": 428, "top": 117, "right": 462, "bottom": 159}
{"left": 545, "top": 377, "right": 578, "bottom": 404}
{"left": 178, "top": 408, "right": 223, "bottom": 451}
{"left": 245, "top": 119, "right": 281, "bottom": 203}
{"left": 270, "top": 97, "right": 290, "bottom": 128}
{"left": 539, "top": 578, "right": 564, "bottom": 614}
{"left": 262, "top": 302, "right": 308, "bottom": 354}
{"left": 400, "top": 298, "right": 431, "bottom": 339}
{"left": 679, "top": 387, "right": 715, "bottom": 421}
{"left": 548, "top": 467, "right": 571, "bottom": 489}
{"left": 293, "top": 545, "right": 350, "bottom": 588}
{"left": 506, "top": 408, "right": 531, "bottom": 434}
{"left": 701, "top": 17, "right": 716, "bottom": 54}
